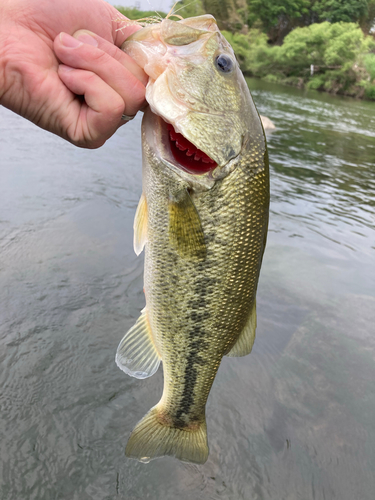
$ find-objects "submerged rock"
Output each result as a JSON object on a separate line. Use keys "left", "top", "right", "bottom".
{"left": 260, "top": 115, "right": 276, "bottom": 131}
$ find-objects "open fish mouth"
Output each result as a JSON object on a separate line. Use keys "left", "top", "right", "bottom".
{"left": 164, "top": 121, "right": 217, "bottom": 175}
{"left": 143, "top": 107, "right": 224, "bottom": 187}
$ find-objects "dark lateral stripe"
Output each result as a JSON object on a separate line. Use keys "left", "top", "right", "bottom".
{"left": 173, "top": 337, "right": 207, "bottom": 427}
{"left": 173, "top": 271, "right": 212, "bottom": 426}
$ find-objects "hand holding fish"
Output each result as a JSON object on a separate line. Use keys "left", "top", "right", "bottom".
{"left": 0, "top": 0, "right": 147, "bottom": 148}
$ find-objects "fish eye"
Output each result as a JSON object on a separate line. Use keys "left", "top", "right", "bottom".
{"left": 215, "top": 54, "right": 234, "bottom": 73}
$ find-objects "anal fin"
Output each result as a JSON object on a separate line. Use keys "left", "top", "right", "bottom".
{"left": 115, "top": 308, "right": 160, "bottom": 379}
{"left": 168, "top": 189, "right": 206, "bottom": 261}
{"left": 226, "top": 300, "right": 257, "bottom": 357}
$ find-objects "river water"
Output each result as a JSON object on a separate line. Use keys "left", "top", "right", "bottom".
{"left": 0, "top": 79, "right": 374, "bottom": 500}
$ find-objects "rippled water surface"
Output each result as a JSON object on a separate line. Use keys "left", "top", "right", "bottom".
{"left": 1, "top": 80, "right": 374, "bottom": 499}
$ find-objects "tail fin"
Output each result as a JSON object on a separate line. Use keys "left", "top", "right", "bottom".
{"left": 125, "top": 405, "right": 208, "bottom": 464}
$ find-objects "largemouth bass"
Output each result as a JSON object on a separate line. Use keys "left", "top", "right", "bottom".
{"left": 116, "top": 14, "right": 269, "bottom": 464}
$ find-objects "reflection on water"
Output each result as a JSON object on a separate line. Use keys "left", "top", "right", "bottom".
{"left": 0, "top": 80, "right": 375, "bottom": 499}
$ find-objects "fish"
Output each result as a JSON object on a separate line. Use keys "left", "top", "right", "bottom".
{"left": 116, "top": 14, "right": 269, "bottom": 465}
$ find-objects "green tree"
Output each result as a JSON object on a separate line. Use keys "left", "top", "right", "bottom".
{"left": 360, "top": 0, "right": 375, "bottom": 32}
{"left": 247, "top": 0, "right": 310, "bottom": 28}
{"left": 240, "top": 20, "right": 375, "bottom": 98}
{"left": 202, "top": 0, "right": 248, "bottom": 31}
{"left": 270, "top": 19, "right": 368, "bottom": 93}
{"left": 247, "top": 0, "right": 311, "bottom": 42}
{"left": 173, "top": 0, "right": 206, "bottom": 18}
{"left": 313, "top": 0, "right": 369, "bottom": 23}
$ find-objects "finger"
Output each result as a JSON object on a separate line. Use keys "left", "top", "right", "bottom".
{"left": 73, "top": 29, "right": 148, "bottom": 86}
{"left": 54, "top": 32, "right": 146, "bottom": 117}
{"left": 58, "top": 64, "right": 125, "bottom": 148}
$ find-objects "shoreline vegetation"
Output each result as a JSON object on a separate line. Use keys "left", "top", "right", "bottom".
{"left": 116, "top": 1, "right": 375, "bottom": 101}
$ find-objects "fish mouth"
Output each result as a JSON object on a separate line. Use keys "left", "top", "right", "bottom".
{"left": 164, "top": 121, "right": 217, "bottom": 175}
{"left": 143, "top": 107, "right": 227, "bottom": 189}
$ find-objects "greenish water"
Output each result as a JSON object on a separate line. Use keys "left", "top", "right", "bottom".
{"left": 0, "top": 80, "right": 374, "bottom": 499}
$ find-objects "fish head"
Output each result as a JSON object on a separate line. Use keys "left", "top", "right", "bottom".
{"left": 123, "top": 15, "right": 264, "bottom": 186}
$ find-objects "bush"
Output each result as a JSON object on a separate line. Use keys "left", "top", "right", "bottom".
{"left": 224, "top": 20, "right": 375, "bottom": 100}
{"left": 278, "top": 22, "right": 365, "bottom": 72}
{"left": 364, "top": 84, "right": 375, "bottom": 99}
{"left": 306, "top": 75, "right": 326, "bottom": 90}
{"left": 223, "top": 28, "right": 279, "bottom": 75}
{"left": 222, "top": 30, "right": 251, "bottom": 71}
{"left": 364, "top": 53, "right": 375, "bottom": 80}
{"left": 263, "top": 74, "right": 281, "bottom": 83}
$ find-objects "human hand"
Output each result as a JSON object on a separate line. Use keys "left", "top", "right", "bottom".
{"left": 0, "top": 0, "right": 147, "bottom": 148}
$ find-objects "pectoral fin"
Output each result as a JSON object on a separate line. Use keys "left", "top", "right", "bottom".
{"left": 115, "top": 308, "right": 161, "bottom": 379}
{"left": 133, "top": 194, "right": 148, "bottom": 256}
{"left": 168, "top": 189, "right": 206, "bottom": 261}
{"left": 226, "top": 300, "right": 257, "bottom": 357}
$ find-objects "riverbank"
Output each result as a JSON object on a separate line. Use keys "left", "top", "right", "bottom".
{"left": 244, "top": 70, "right": 375, "bottom": 101}
{"left": 224, "top": 23, "right": 375, "bottom": 101}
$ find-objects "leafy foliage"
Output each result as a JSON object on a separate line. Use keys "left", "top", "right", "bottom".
{"left": 202, "top": 0, "right": 248, "bottom": 30}
{"left": 313, "top": 0, "right": 369, "bottom": 23}
{"left": 173, "top": 0, "right": 206, "bottom": 18}
{"left": 115, "top": 3, "right": 375, "bottom": 100}
{"left": 364, "top": 84, "right": 375, "bottom": 98}
{"left": 363, "top": 53, "right": 375, "bottom": 79}
{"left": 279, "top": 22, "right": 366, "bottom": 70}
{"left": 222, "top": 30, "right": 251, "bottom": 70}
{"left": 361, "top": 0, "right": 375, "bottom": 32}
{"left": 222, "top": 21, "right": 375, "bottom": 99}
{"left": 247, "top": 0, "right": 311, "bottom": 30}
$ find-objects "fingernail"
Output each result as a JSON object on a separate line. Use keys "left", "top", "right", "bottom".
{"left": 76, "top": 33, "right": 98, "bottom": 47}
{"left": 60, "top": 32, "right": 82, "bottom": 48}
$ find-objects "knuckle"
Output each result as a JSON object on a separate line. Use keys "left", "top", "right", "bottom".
{"left": 84, "top": 71, "right": 98, "bottom": 86}
{"left": 90, "top": 48, "right": 111, "bottom": 66}
{"left": 105, "top": 95, "right": 125, "bottom": 119}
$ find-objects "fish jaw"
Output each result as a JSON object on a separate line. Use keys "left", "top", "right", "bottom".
{"left": 123, "top": 16, "right": 263, "bottom": 169}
